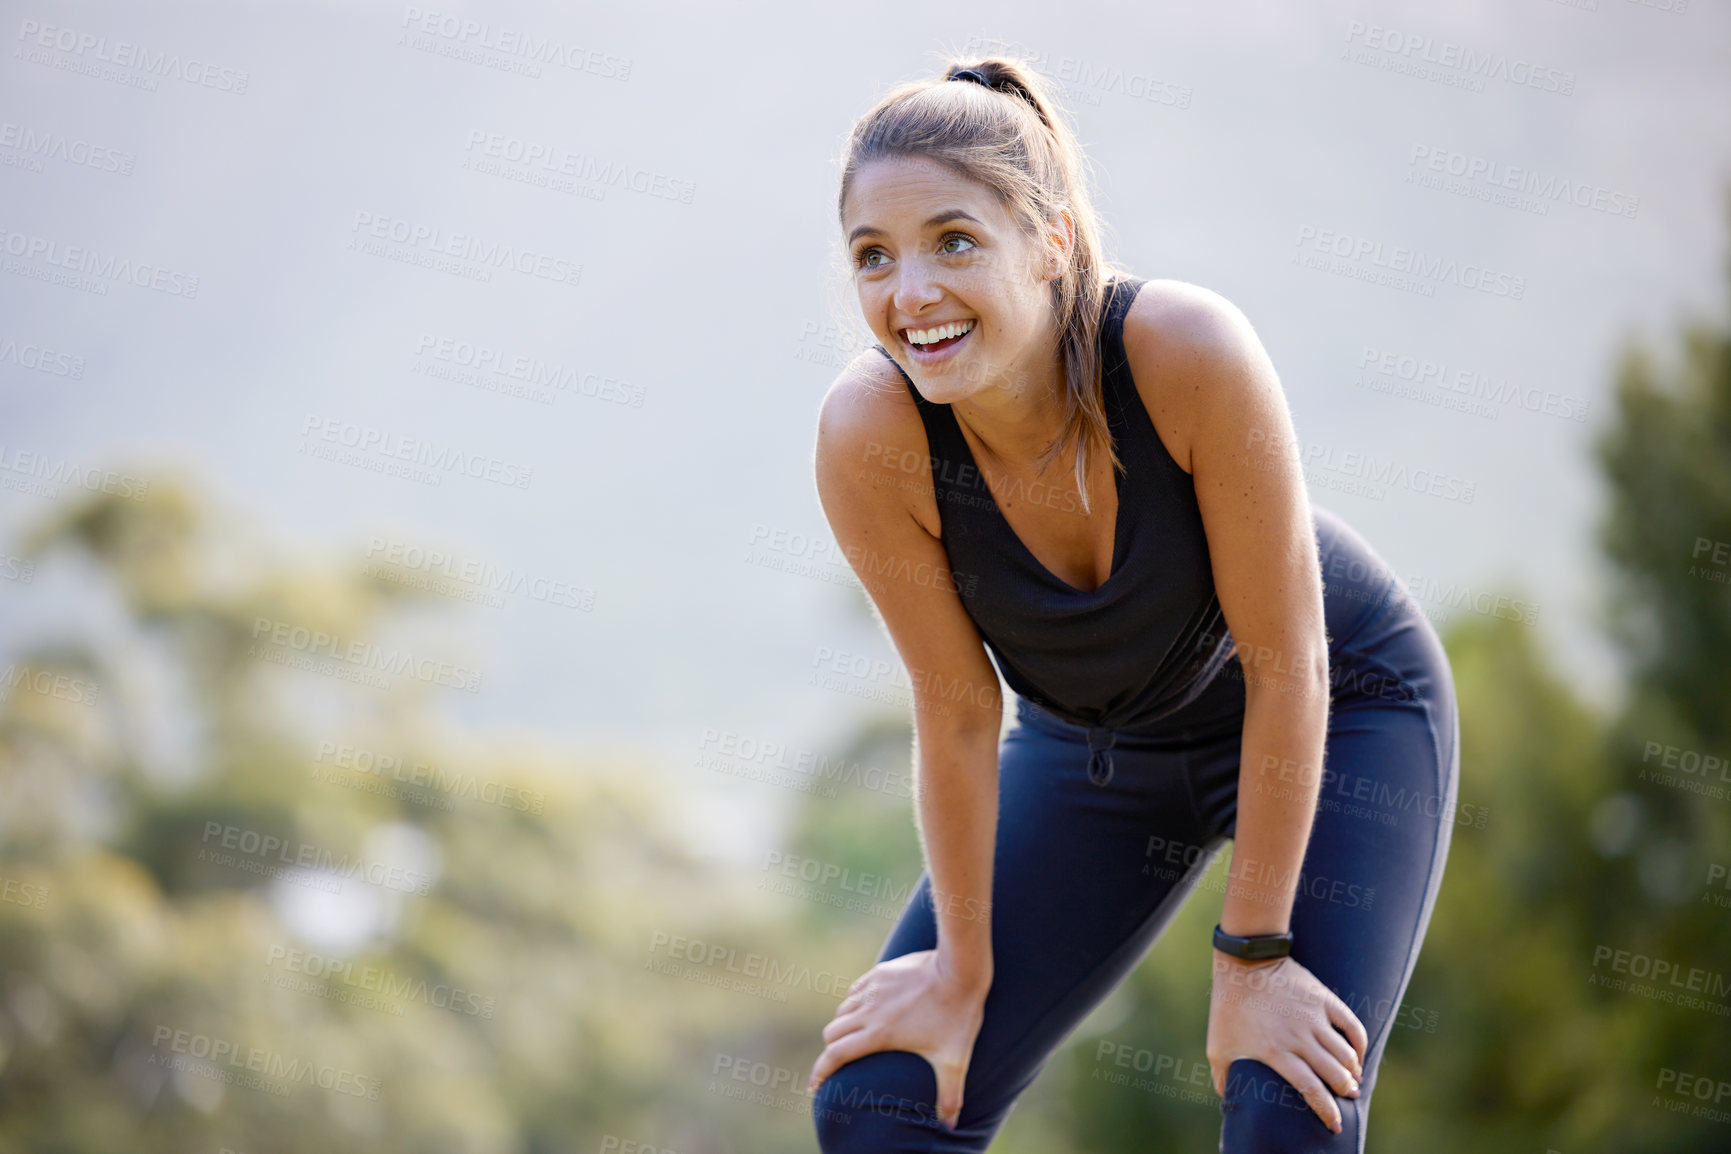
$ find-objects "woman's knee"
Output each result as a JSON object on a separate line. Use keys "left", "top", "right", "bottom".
{"left": 1218, "top": 1059, "right": 1362, "bottom": 1152}
{"left": 811, "top": 1050, "right": 951, "bottom": 1152}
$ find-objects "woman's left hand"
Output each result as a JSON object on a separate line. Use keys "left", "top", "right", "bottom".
{"left": 1205, "top": 953, "right": 1368, "bottom": 1134}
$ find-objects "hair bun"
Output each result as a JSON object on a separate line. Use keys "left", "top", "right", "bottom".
{"left": 947, "top": 60, "right": 1050, "bottom": 130}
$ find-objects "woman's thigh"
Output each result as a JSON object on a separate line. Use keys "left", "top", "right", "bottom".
{"left": 811, "top": 711, "right": 1223, "bottom": 1152}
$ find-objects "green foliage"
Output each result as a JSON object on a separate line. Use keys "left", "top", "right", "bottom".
{"left": 0, "top": 481, "right": 848, "bottom": 1153}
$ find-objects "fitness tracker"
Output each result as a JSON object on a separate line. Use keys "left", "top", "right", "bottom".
{"left": 1212, "top": 924, "right": 1293, "bottom": 961}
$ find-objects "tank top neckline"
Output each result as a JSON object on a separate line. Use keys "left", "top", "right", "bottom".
{"left": 871, "top": 275, "right": 1144, "bottom": 598}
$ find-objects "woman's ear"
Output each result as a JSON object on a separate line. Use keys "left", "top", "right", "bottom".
{"left": 1043, "top": 207, "right": 1076, "bottom": 280}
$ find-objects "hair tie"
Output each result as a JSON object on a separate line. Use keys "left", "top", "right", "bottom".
{"left": 947, "top": 66, "right": 1045, "bottom": 126}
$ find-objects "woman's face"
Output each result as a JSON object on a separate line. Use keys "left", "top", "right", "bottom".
{"left": 842, "top": 154, "right": 1068, "bottom": 405}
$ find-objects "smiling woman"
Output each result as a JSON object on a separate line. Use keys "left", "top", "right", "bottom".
{"left": 806, "top": 56, "right": 1459, "bottom": 1154}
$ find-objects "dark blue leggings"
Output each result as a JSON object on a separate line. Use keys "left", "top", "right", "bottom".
{"left": 811, "top": 508, "right": 1459, "bottom": 1152}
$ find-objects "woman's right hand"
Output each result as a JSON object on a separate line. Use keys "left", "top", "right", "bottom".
{"left": 807, "top": 948, "right": 991, "bottom": 1131}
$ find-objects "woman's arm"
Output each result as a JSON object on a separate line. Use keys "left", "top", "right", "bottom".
{"left": 1124, "top": 280, "right": 1331, "bottom": 928}
{"left": 811, "top": 355, "right": 1006, "bottom": 987}
{"left": 1123, "top": 281, "right": 1366, "bottom": 1132}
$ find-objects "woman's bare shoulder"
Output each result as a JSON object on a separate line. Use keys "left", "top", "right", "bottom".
{"left": 814, "top": 349, "right": 942, "bottom": 539}
{"left": 1119, "top": 278, "right": 1273, "bottom": 476}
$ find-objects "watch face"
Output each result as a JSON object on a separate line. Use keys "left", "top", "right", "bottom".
{"left": 1214, "top": 926, "right": 1292, "bottom": 959}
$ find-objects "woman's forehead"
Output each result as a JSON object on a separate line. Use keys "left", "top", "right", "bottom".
{"left": 845, "top": 157, "right": 1000, "bottom": 224}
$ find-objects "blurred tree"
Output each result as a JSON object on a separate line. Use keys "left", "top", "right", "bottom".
{"left": 0, "top": 477, "right": 850, "bottom": 1153}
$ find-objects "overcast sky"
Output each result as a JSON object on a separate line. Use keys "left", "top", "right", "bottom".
{"left": 3, "top": 0, "right": 1728, "bottom": 853}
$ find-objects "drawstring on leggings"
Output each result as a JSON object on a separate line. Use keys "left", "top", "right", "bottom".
{"left": 1086, "top": 725, "right": 1117, "bottom": 786}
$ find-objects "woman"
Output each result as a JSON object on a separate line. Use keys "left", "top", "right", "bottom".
{"left": 806, "top": 57, "right": 1458, "bottom": 1153}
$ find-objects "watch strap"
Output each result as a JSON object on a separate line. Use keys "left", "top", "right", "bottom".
{"left": 1212, "top": 924, "right": 1293, "bottom": 961}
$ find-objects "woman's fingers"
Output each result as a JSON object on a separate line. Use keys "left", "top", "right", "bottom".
{"left": 1270, "top": 1051, "right": 1343, "bottom": 1134}
{"left": 807, "top": 1025, "right": 880, "bottom": 1091}
{"left": 820, "top": 1007, "right": 869, "bottom": 1045}
{"left": 1299, "top": 1037, "right": 1360, "bottom": 1100}
{"left": 1322, "top": 988, "right": 1369, "bottom": 1066}
{"left": 931, "top": 1050, "right": 970, "bottom": 1130}
{"left": 1312, "top": 1016, "right": 1364, "bottom": 1083}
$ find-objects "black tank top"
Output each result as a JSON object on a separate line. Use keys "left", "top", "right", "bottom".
{"left": 873, "top": 275, "right": 1237, "bottom": 777}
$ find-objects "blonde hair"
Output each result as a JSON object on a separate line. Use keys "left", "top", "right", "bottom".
{"left": 837, "top": 55, "right": 1127, "bottom": 509}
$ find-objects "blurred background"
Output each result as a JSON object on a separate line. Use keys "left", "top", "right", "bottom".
{"left": 2, "top": 0, "right": 1729, "bottom": 1150}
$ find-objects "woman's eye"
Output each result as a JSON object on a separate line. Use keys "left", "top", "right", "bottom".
{"left": 941, "top": 233, "right": 976, "bottom": 255}
{"left": 854, "top": 248, "right": 885, "bottom": 270}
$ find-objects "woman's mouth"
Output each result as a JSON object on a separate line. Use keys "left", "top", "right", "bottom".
{"left": 902, "top": 318, "right": 976, "bottom": 361}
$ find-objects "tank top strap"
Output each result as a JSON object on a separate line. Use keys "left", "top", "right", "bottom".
{"left": 1095, "top": 274, "right": 1151, "bottom": 454}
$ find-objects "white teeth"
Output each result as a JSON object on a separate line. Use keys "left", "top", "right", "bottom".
{"left": 906, "top": 319, "right": 976, "bottom": 346}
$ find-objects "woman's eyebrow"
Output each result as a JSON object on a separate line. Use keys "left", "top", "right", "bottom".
{"left": 848, "top": 209, "right": 985, "bottom": 246}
